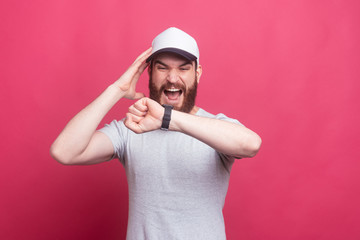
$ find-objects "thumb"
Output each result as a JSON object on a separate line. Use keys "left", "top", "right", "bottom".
{"left": 133, "top": 92, "right": 145, "bottom": 100}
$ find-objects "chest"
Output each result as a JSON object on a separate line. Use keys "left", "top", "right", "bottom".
{"left": 123, "top": 131, "right": 229, "bottom": 191}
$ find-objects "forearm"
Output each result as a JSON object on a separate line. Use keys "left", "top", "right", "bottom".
{"left": 50, "top": 84, "right": 125, "bottom": 163}
{"left": 169, "top": 111, "right": 261, "bottom": 158}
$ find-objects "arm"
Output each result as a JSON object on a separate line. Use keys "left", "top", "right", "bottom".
{"left": 50, "top": 48, "right": 152, "bottom": 165}
{"left": 170, "top": 111, "right": 261, "bottom": 158}
{"left": 125, "top": 98, "right": 262, "bottom": 159}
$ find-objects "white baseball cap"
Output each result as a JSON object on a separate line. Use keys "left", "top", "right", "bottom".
{"left": 146, "top": 27, "right": 199, "bottom": 64}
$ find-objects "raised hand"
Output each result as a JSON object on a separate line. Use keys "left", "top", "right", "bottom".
{"left": 113, "top": 47, "right": 152, "bottom": 100}
{"left": 124, "top": 97, "right": 165, "bottom": 133}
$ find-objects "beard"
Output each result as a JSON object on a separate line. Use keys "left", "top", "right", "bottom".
{"left": 149, "top": 75, "right": 198, "bottom": 113}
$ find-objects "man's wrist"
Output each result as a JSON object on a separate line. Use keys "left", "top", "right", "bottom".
{"left": 107, "top": 84, "right": 127, "bottom": 98}
{"left": 161, "top": 104, "right": 173, "bottom": 130}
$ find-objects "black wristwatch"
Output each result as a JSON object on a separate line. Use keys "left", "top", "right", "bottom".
{"left": 161, "top": 104, "right": 173, "bottom": 130}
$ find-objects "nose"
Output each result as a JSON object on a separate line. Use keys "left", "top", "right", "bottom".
{"left": 166, "top": 69, "right": 179, "bottom": 83}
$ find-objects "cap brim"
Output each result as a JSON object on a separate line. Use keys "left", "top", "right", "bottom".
{"left": 146, "top": 47, "right": 197, "bottom": 63}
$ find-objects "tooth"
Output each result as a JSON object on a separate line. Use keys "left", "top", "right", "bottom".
{"left": 167, "top": 89, "right": 180, "bottom": 92}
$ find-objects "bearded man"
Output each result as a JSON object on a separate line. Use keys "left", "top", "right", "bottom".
{"left": 50, "top": 27, "right": 261, "bottom": 240}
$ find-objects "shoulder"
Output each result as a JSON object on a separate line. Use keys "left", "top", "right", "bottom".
{"left": 97, "top": 118, "right": 130, "bottom": 143}
{"left": 196, "top": 108, "right": 242, "bottom": 125}
{"left": 99, "top": 118, "right": 127, "bottom": 131}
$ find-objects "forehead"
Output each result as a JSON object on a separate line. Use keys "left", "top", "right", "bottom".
{"left": 152, "top": 52, "right": 194, "bottom": 66}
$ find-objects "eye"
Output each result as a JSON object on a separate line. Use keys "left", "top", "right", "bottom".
{"left": 157, "top": 66, "right": 166, "bottom": 70}
{"left": 180, "top": 67, "right": 190, "bottom": 71}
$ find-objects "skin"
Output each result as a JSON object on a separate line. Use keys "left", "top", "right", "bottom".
{"left": 50, "top": 48, "right": 261, "bottom": 165}
{"left": 148, "top": 52, "right": 200, "bottom": 114}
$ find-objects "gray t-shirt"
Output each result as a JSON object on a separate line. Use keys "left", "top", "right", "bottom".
{"left": 98, "top": 108, "right": 241, "bottom": 240}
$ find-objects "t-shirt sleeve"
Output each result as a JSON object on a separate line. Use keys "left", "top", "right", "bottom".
{"left": 215, "top": 113, "right": 243, "bottom": 126}
{"left": 97, "top": 119, "right": 127, "bottom": 165}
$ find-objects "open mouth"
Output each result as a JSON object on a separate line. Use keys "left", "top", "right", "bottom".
{"left": 164, "top": 88, "right": 183, "bottom": 100}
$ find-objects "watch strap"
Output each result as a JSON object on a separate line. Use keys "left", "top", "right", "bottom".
{"left": 161, "top": 104, "right": 173, "bottom": 130}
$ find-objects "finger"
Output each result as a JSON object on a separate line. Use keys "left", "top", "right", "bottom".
{"left": 134, "top": 99, "right": 148, "bottom": 112}
{"left": 128, "top": 104, "right": 147, "bottom": 117}
{"left": 124, "top": 113, "right": 133, "bottom": 128}
{"left": 138, "top": 60, "right": 150, "bottom": 74}
{"left": 130, "top": 61, "right": 149, "bottom": 84}
{"left": 134, "top": 47, "right": 153, "bottom": 62}
{"left": 124, "top": 113, "right": 144, "bottom": 134}
{"left": 124, "top": 52, "right": 151, "bottom": 84}
{"left": 131, "top": 49, "right": 152, "bottom": 72}
{"left": 128, "top": 113, "right": 144, "bottom": 123}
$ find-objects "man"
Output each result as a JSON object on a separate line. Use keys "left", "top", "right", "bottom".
{"left": 50, "top": 27, "right": 261, "bottom": 239}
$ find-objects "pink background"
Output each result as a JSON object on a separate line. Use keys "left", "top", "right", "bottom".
{"left": 1, "top": 0, "right": 360, "bottom": 239}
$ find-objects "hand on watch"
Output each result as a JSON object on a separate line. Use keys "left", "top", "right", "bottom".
{"left": 125, "top": 97, "right": 166, "bottom": 133}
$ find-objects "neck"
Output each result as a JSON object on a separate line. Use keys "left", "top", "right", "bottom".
{"left": 189, "top": 105, "right": 199, "bottom": 115}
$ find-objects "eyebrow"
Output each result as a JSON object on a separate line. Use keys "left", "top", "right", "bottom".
{"left": 154, "top": 60, "right": 192, "bottom": 68}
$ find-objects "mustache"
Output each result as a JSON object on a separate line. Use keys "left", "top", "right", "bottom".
{"left": 159, "top": 82, "right": 186, "bottom": 93}
{"left": 148, "top": 75, "right": 198, "bottom": 113}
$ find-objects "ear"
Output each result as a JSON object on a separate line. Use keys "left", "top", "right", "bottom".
{"left": 196, "top": 65, "right": 202, "bottom": 84}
